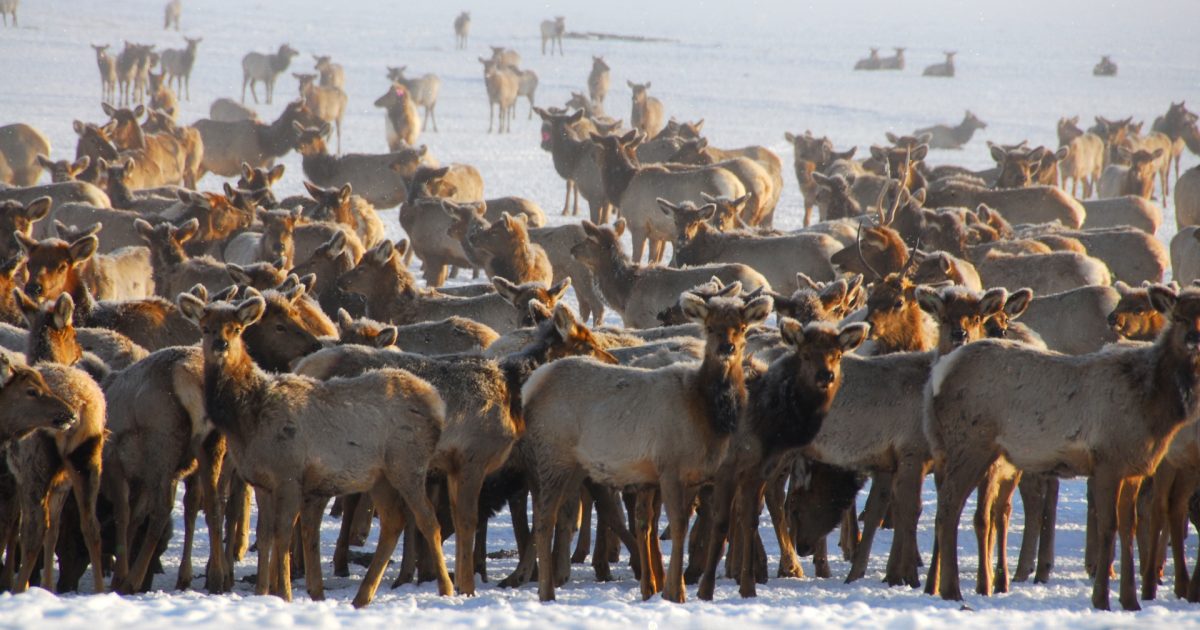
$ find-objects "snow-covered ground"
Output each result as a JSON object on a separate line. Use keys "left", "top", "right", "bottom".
{"left": 1, "top": 0, "right": 1199, "bottom": 627}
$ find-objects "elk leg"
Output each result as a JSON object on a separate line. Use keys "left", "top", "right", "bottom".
{"left": 352, "top": 485, "right": 406, "bottom": 608}
{"left": 176, "top": 476, "right": 199, "bottom": 590}
{"left": 572, "top": 487, "right": 593, "bottom": 564}
{"left": 1090, "top": 473, "right": 1120, "bottom": 610}
{"left": 333, "top": 493, "right": 361, "bottom": 578}
{"left": 764, "top": 468, "right": 801, "bottom": 579}
{"left": 933, "top": 454, "right": 995, "bottom": 601}
{"left": 992, "top": 470, "right": 1020, "bottom": 594}
{"left": 1116, "top": 476, "right": 1143, "bottom": 611}
{"left": 698, "top": 473, "right": 735, "bottom": 601}
{"left": 658, "top": 475, "right": 691, "bottom": 603}
{"left": 736, "top": 479, "right": 765, "bottom": 598}
{"left": 1169, "top": 471, "right": 1197, "bottom": 599}
{"left": 448, "top": 468, "right": 485, "bottom": 596}
{"left": 1034, "top": 477, "right": 1059, "bottom": 583}
{"left": 532, "top": 471, "right": 575, "bottom": 601}
{"left": 847, "top": 471, "right": 891, "bottom": 582}
{"left": 65, "top": 437, "right": 105, "bottom": 594}
{"left": 300, "top": 497, "right": 327, "bottom": 601}
{"left": 1014, "top": 475, "right": 1045, "bottom": 582}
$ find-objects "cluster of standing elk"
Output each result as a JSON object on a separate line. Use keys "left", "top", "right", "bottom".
{"left": 2, "top": 0, "right": 1200, "bottom": 617}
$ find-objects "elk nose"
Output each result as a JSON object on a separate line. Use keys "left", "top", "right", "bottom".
{"left": 212, "top": 338, "right": 229, "bottom": 352}
{"left": 1107, "top": 312, "right": 1119, "bottom": 327}
{"left": 24, "top": 282, "right": 42, "bottom": 298}
{"left": 816, "top": 369, "right": 835, "bottom": 387}
{"left": 950, "top": 328, "right": 968, "bottom": 343}
{"left": 1186, "top": 331, "right": 1200, "bottom": 346}
{"left": 717, "top": 342, "right": 736, "bottom": 356}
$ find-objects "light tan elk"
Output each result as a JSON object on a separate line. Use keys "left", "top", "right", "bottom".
{"left": 385, "top": 67, "right": 442, "bottom": 132}
{"left": 0, "top": 123, "right": 51, "bottom": 186}
{"left": 454, "top": 11, "right": 470, "bottom": 49}
{"left": 49, "top": 221, "right": 154, "bottom": 301}
{"left": 177, "top": 293, "right": 453, "bottom": 607}
{"left": 541, "top": 16, "right": 565, "bottom": 55}
{"left": 570, "top": 219, "right": 769, "bottom": 328}
{"left": 101, "top": 103, "right": 188, "bottom": 187}
{"left": 293, "top": 72, "right": 347, "bottom": 153}
{"left": 926, "top": 177, "right": 1085, "bottom": 228}
{"left": 925, "top": 284, "right": 1200, "bottom": 611}
{"left": 194, "top": 99, "right": 318, "bottom": 178}
{"left": 667, "top": 140, "right": 778, "bottom": 227}
{"left": 292, "top": 123, "right": 408, "bottom": 212}
{"left": 588, "top": 56, "right": 611, "bottom": 109}
{"left": 0, "top": 0, "right": 16, "bottom": 26}
{"left": 592, "top": 130, "right": 744, "bottom": 263}
{"left": 91, "top": 44, "right": 117, "bottom": 104}
{"left": 298, "top": 180, "right": 385, "bottom": 249}
{"left": 468, "top": 211, "right": 553, "bottom": 285}
{"left": 480, "top": 57, "right": 518, "bottom": 134}
{"left": 242, "top": 44, "right": 298, "bottom": 104}
{"left": 914, "top": 111, "right": 986, "bottom": 150}
{"left": 628, "top": 81, "right": 664, "bottom": 138}
{"left": 522, "top": 288, "right": 773, "bottom": 602}
{"left": 160, "top": 37, "right": 201, "bottom": 101}
{"left": 35, "top": 155, "right": 91, "bottom": 183}
{"left": 878, "top": 47, "right": 905, "bottom": 70}
{"left": 209, "top": 97, "right": 257, "bottom": 122}
{"left": 311, "top": 54, "right": 343, "bottom": 89}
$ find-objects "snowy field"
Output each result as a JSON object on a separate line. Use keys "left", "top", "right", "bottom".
{"left": 1, "top": 0, "right": 1200, "bottom": 627}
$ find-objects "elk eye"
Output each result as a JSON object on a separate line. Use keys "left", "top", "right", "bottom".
{"left": 275, "top": 324, "right": 286, "bottom": 332}
{"left": 893, "top": 300, "right": 903, "bottom": 309}
{"left": 26, "top": 388, "right": 37, "bottom": 397}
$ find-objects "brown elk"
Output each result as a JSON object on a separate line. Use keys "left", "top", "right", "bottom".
{"left": 293, "top": 72, "right": 347, "bottom": 153}
{"left": 241, "top": 44, "right": 298, "bottom": 104}
{"left": 386, "top": 66, "right": 442, "bottom": 132}
{"left": 293, "top": 123, "right": 410, "bottom": 212}
{"left": 1098, "top": 147, "right": 1164, "bottom": 200}
{"left": 541, "top": 16, "right": 565, "bottom": 55}
{"left": 92, "top": 44, "right": 118, "bottom": 104}
{"left": 0, "top": 123, "right": 52, "bottom": 187}
{"left": 480, "top": 57, "right": 519, "bottom": 134}
{"left": 914, "top": 111, "right": 987, "bottom": 150}
{"left": 468, "top": 212, "right": 553, "bottom": 285}
{"left": 454, "top": 11, "right": 470, "bottom": 49}
{"left": 194, "top": 99, "right": 319, "bottom": 178}
{"left": 628, "top": 81, "right": 664, "bottom": 138}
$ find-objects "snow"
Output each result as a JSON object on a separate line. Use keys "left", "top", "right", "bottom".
{"left": 1, "top": 0, "right": 1200, "bottom": 626}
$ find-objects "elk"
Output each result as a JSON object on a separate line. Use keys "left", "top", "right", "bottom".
{"left": 667, "top": 139, "right": 777, "bottom": 227}
{"left": 297, "top": 180, "right": 385, "bottom": 249}
{"left": 514, "top": 66, "right": 539, "bottom": 120}
{"left": 336, "top": 239, "right": 541, "bottom": 333}
{"left": 336, "top": 309, "right": 497, "bottom": 355}
{"left": 177, "top": 293, "right": 452, "bottom": 606}
{"left": 878, "top": 47, "right": 905, "bottom": 70}
{"left": 854, "top": 47, "right": 881, "bottom": 70}
{"left": 1178, "top": 166, "right": 1200, "bottom": 229}
{"left": 48, "top": 221, "right": 154, "bottom": 301}
{"left": 16, "top": 231, "right": 197, "bottom": 350}
{"left": 1058, "top": 124, "right": 1105, "bottom": 198}
{"left": 989, "top": 143, "right": 1048, "bottom": 188}
{"left": 628, "top": 81, "right": 664, "bottom": 138}
{"left": 1098, "top": 147, "right": 1164, "bottom": 200}
{"left": 135, "top": 218, "right": 236, "bottom": 299}
{"left": 194, "top": 99, "right": 318, "bottom": 178}
{"left": 454, "top": 11, "right": 470, "bottom": 49}
{"left": 8, "top": 291, "right": 107, "bottom": 596}
{"left": 311, "top": 54, "right": 343, "bottom": 89}
{"left": 569, "top": 219, "right": 770, "bottom": 328}
{"left": 541, "top": 16, "right": 565, "bottom": 55}
{"left": 160, "top": 37, "right": 201, "bottom": 101}
{"left": 293, "top": 73, "right": 346, "bottom": 153}
{"left": 925, "top": 177, "right": 1085, "bottom": 228}
{"left": 468, "top": 212, "right": 553, "bottom": 285}
{"left": 115, "top": 43, "right": 155, "bottom": 106}
{"left": 374, "top": 83, "right": 421, "bottom": 149}
{"left": 163, "top": 0, "right": 181, "bottom": 29}
{"left": 521, "top": 288, "right": 773, "bottom": 602}
{"left": 209, "top": 97, "right": 257, "bottom": 122}
{"left": 0, "top": 196, "right": 50, "bottom": 259}
{"left": 591, "top": 130, "right": 744, "bottom": 263}
{"left": 35, "top": 155, "right": 90, "bottom": 184}
{"left": 925, "top": 284, "right": 1200, "bottom": 611}
{"left": 1107, "top": 281, "right": 1169, "bottom": 341}
{"left": 811, "top": 172, "right": 861, "bottom": 220}
{"left": 397, "top": 197, "right": 480, "bottom": 286}
{"left": 0, "top": 353, "right": 75, "bottom": 442}
{"left": 923, "top": 51, "right": 955, "bottom": 77}
{"left": 0, "top": 123, "right": 51, "bottom": 187}
{"left": 588, "top": 56, "right": 611, "bottom": 108}
{"left": 0, "top": 0, "right": 16, "bottom": 26}
{"left": 914, "top": 111, "right": 987, "bottom": 149}
{"left": 241, "top": 44, "right": 298, "bottom": 104}
{"left": 385, "top": 66, "right": 442, "bottom": 132}
{"left": 92, "top": 44, "right": 117, "bottom": 104}
{"left": 659, "top": 197, "right": 839, "bottom": 292}
{"left": 480, "top": 57, "right": 518, "bottom": 134}
{"left": 534, "top": 107, "right": 612, "bottom": 223}
{"left": 101, "top": 103, "right": 187, "bottom": 187}
{"left": 291, "top": 125, "right": 408, "bottom": 215}
{"left": 1093, "top": 55, "right": 1117, "bottom": 76}
{"left": 1152, "top": 101, "right": 1198, "bottom": 182}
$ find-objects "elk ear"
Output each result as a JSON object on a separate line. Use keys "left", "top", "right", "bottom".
{"left": 837, "top": 322, "right": 870, "bottom": 352}
{"left": 869, "top": 146, "right": 886, "bottom": 161}
{"left": 226, "top": 263, "right": 251, "bottom": 286}
{"left": 336, "top": 308, "right": 355, "bottom": 330}
{"left": 528, "top": 299, "right": 553, "bottom": 325}
{"left": 36, "top": 154, "right": 54, "bottom": 169}
{"left": 656, "top": 198, "right": 677, "bottom": 216}
{"left": 236, "top": 297, "right": 266, "bottom": 326}
{"left": 68, "top": 236, "right": 99, "bottom": 264}
{"left": 492, "top": 276, "right": 518, "bottom": 302}
{"left": 0, "top": 352, "right": 13, "bottom": 384}
{"left": 175, "top": 218, "right": 201, "bottom": 244}
{"left": 819, "top": 279, "right": 849, "bottom": 309}
{"left": 680, "top": 292, "right": 709, "bottom": 323}
{"left": 339, "top": 184, "right": 352, "bottom": 205}
{"left": 552, "top": 302, "right": 581, "bottom": 340}
{"left": 612, "top": 218, "right": 626, "bottom": 237}
{"left": 368, "top": 240, "right": 395, "bottom": 265}
{"left": 298, "top": 273, "right": 317, "bottom": 293}
{"left": 915, "top": 286, "right": 944, "bottom": 317}
{"left": 375, "top": 326, "right": 399, "bottom": 348}
{"left": 1147, "top": 284, "right": 1178, "bottom": 314}
{"left": 241, "top": 162, "right": 254, "bottom": 180}
{"left": 1004, "top": 288, "right": 1033, "bottom": 319}
{"left": 101, "top": 102, "right": 116, "bottom": 117}
{"left": 14, "top": 288, "right": 39, "bottom": 324}
{"left": 795, "top": 272, "right": 819, "bottom": 292}
{"left": 784, "top": 132, "right": 796, "bottom": 143}
{"left": 13, "top": 231, "right": 38, "bottom": 254}
{"left": 324, "top": 230, "right": 347, "bottom": 258}
{"left": 25, "top": 197, "right": 52, "bottom": 222}
{"left": 979, "top": 288, "right": 1009, "bottom": 319}
{"left": 52, "top": 293, "right": 75, "bottom": 330}
{"left": 267, "top": 163, "right": 286, "bottom": 183}
{"left": 778, "top": 317, "right": 804, "bottom": 348}
{"left": 211, "top": 284, "right": 239, "bottom": 303}
{"left": 176, "top": 292, "right": 206, "bottom": 324}
{"left": 742, "top": 294, "right": 774, "bottom": 326}
{"left": 549, "top": 277, "right": 572, "bottom": 301}
{"left": 989, "top": 144, "right": 1007, "bottom": 163}
{"left": 1112, "top": 280, "right": 1131, "bottom": 294}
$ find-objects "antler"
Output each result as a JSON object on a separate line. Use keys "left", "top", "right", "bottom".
{"left": 899, "top": 235, "right": 921, "bottom": 278}
{"left": 855, "top": 222, "right": 884, "bottom": 281}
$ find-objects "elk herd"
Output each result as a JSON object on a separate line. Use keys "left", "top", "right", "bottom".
{"left": 3, "top": 0, "right": 1200, "bottom": 618}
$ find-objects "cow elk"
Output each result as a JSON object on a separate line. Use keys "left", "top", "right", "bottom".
{"left": 923, "top": 52, "right": 955, "bottom": 77}
{"left": 541, "top": 16, "right": 565, "bottom": 55}
{"left": 915, "top": 111, "right": 987, "bottom": 150}
{"left": 241, "top": 44, "right": 298, "bottom": 104}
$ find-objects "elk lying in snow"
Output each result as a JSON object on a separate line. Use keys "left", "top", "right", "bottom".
{"left": 337, "top": 309, "right": 497, "bottom": 355}
{"left": 176, "top": 293, "right": 452, "bottom": 606}
{"left": 385, "top": 67, "right": 442, "bottom": 133}
{"left": 925, "top": 284, "right": 1200, "bottom": 611}
{"left": 591, "top": 130, "right": 745, "bottom": 263}
{"left": 878, "top": 47, "right": 905, "bottom": 70}
{"left": 571, "top": 219, "right": 771, "bottom": 328}
{"left": 854, "top": 48, "right": 880, "bottom": 70}
{"left": 628, "top": 81, "right": 664, "bottom": 138}
{"left": 923, "top": 52, "right": 955, "bottom": 77}
{"left": 241, "top": 44, "right": 298, "bottom": 104}
{"left": 521, "top": 288, "right": 774, "bottom": 602}
{"left": 914, "top": 111, "right": 987, "bottom": 150}
{"left": 1093, "top": 55, "right": 1117, "bottom": 77}
{"left": 660, "top": 197, "right": 839, "bottom": 292}
{"left": 541, "top": 16, "right": 565, "bottom": 55}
